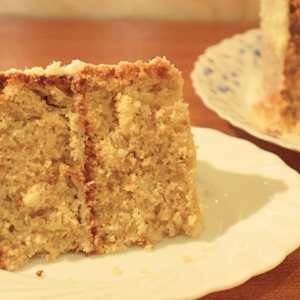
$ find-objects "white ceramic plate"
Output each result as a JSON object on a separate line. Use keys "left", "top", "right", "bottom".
{"left": 191, "top": 28, "right": 300, "bottom": 152}
{"left": 1, "top": 127, "right": 300, "bottom": 300}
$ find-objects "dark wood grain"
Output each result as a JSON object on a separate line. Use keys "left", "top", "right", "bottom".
{"left": 0, "top": 18, "right": 299, "bottom": 300}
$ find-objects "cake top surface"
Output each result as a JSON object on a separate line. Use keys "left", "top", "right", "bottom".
{"left": 2, "top": 57, "right": 171, "bottom": 77}
{"left": 3, "top": 60, "right": 86, "bottom": 77}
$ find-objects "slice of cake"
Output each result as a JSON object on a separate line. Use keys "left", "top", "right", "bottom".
{"left": 0, "top": 57, "right": 204, "bottom": 271}
{"left": 256, "top": 0, "right": 300, "bottom": 134}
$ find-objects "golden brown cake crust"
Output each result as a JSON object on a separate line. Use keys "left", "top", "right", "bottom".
{"left": 5, "top": 73, "right": 72, "bottom": 92}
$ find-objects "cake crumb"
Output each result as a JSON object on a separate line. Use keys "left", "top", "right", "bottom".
{"left": 36, "top": 270, "right": 44, "bottom": 277}
{"left": 144, "top": 244, "right": 154, "bottom": 251}
{"left": 202, "top": 245, "right": 211, "bottom": 253}
{"left": 182, "top": 255, "right": 192, "bottom": 263}
{"left": 204, "top": 189, "right": 210, "bottom": 196}
{"left": 140, "top": 269, "right": 151, "bottom": 275}
{"left": 112, "top": 265, "right": 123, "bottom": 276}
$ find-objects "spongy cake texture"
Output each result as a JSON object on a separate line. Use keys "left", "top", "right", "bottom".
{"left": 0, "top": 57, "right": 204, "bottom": 271}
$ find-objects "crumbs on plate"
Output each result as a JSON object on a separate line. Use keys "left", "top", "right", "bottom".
{"left": 140, "top": 269, "right": 151, "bottom": 275}
{"left": 36, "top": 270, "right": 44, "bottom": 277}
{"left": 112, "top": 265, "right": 123, "bottom": 277}
{"left": 202, "top": 245, "right": 211, "bottom": 253}
{"left": 182, "top": 255, "right": 192, "bottom": 263}
{"left": 204, "top": 189, "right": 210, "bottom": 196}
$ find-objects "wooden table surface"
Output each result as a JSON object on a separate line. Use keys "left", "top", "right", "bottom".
{"left": 0, "top": 18, "right": 299, "bottom": 300}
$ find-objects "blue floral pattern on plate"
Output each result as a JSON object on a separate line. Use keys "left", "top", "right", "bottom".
{"left": 191, "top": 29, "right": 300, "bottom": 152}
